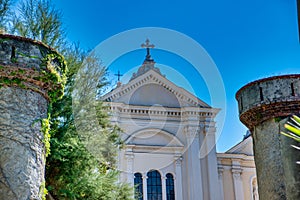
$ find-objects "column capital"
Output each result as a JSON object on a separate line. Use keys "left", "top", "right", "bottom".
{"left": 218, "top": 167, "right": 224, "bottom": 179}
{"left": 202, "top": 123, "right": 217, "bottom": 135}
{"left": 232, "top": 169, "right": 243, "bottom": 180}
{"left": 125, "top": 154, "right": 134, "bottom": 160}
{"left": 125, "top": 147, "right": 134, "bottom": 161}
{"left": 184, "top": 125, "right": 200, "bottom": 142}
{"left": 174, "top": 155, "right": 182, "bottom": 165}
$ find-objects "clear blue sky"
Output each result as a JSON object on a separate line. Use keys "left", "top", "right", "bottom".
{"left": 52, "top": 0, "right": 300, "bottom": 152}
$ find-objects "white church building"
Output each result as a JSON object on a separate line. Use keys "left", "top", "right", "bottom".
{"left": 102, "top": 40, "right": 258, "bottom": 200}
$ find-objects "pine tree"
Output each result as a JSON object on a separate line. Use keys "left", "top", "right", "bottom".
{"left": 0, "top": 0, "right": 12, "bottom": 32}
{"left": 3, "top": 0, "right": 133, "bottom": 199}
{"left": 47, "top": 47, "right": 132, "bottom": 199}
{"left": 10, "top": 0, "right": 66, "bottom": 50}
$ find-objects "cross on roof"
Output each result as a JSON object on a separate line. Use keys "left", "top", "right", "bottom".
{"left": 141, "top": 39, "right": 155, "bottom": 62}
{"left": 141, "top": 38, "right": 155, "bottom": 49}
{"left": 114, "top": 70, "right": 123, "bottom": 82}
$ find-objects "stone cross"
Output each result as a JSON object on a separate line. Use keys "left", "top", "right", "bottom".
{"left": 141, "top": 39, "right": 155, "bottom": 61}
{"left": 114, "top": 70, "right": 123, "bottom": 82}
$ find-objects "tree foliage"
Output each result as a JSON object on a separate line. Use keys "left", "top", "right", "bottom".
{"left": 46, "top": 47, "right": 131, "bottom": 199}
{"left": 10, "top": 0, "right": 65, "bottom": 49}
{"left": 0, "top": 0, "right": 12, "bottom": 32}
{"left": 0, "top": 0, "right": 133, "bottom": 199}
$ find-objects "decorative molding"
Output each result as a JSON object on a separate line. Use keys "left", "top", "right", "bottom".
{"left": 104, "top": 102, "right": 218, "bottom": 119}
{"left": 124, "top": 144, "right": 184, "bottom": 155}
{"left": 217, "top": 153, "right": 254, "bottom": 161}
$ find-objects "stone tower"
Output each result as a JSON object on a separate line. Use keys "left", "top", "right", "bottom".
{"left": 0, "top": 35, "right": 66, "bottom": 200}
{"left": 236, "top": 75, "right": 300, "bottom": 200}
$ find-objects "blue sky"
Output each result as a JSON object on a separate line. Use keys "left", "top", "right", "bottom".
{"left": 52, "top": 0, "right": 300, "bottom": 152}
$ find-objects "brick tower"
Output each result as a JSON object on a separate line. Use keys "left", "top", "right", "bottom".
{"left": 236, "top": 75, "right": 300, "bottom": 200}
{"left": 0, "top": 34, "right": 66, "bottom": 200}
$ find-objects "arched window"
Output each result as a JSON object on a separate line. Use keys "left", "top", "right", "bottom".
{"left": 134, "top": 173, "right": 143, "bottom": 200}
{"left": 166, "top": 173, "right": 175, "bottom": 200}
{"left": 147, "top": 170, "right": 162, "bottom": 200}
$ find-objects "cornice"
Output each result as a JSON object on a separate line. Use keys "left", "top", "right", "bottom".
{"left": 105, "top": 102, "right": 219, "bottom": 119}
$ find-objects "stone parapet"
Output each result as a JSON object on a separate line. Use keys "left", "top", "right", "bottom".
{"left": 0, "top": 34, "right": 67, "bottom": 101}
{"left": 236, "top": 74, "right": 300, "bottom": 200}
{"left": 236, "top": 74, "right": 300, "bottom": 129}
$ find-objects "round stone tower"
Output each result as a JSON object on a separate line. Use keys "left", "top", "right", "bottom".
{"left": 0, "top": 34, "right": 66, "bottom": 200}
{"left": 236, "top": 74, "right": 300, "bottom": 200}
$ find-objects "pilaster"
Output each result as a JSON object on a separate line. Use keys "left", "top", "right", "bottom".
{"left": 184, "top": 126, "right": 203, "bottom": 200}
{"left": 232, "top": 160, "right": 244, "bottom": 200}
{"left": 218, "top": 166, "right": 225, "bottom": 200}
{"left": 125, "top": 148, "right": 134, "bottom": 187}
{"left": 202, "top": 125, "right": 221, "bottom": 200}
{"left": 175, "top": 156, "right": 183, "bottom": 200}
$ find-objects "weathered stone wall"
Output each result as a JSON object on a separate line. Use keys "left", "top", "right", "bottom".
{"left": 236, "top": 74, "right": 300, "bottom": 200}
{"left": 0, "top": 34, "right": 66, "bottom": 200}
{"left": 253, "top": 118, "right": 300, "bottom": 200}
{"left": 0, "top": 87, "right": 47, "bottom": 199}
{"left": 0, "top": 36, "right": 45, "bottom": 69}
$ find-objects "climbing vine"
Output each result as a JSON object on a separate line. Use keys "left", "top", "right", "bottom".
{"left": 39, "top": 181, "right": 48, "bottom": 200}
{"left": 41, "top": 117, "right": 51, "bottom": 157}
{"left": 0, "top": 51, "right": 67, "bottom": 102}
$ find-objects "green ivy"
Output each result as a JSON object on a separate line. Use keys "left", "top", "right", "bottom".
{"left": 41, "top": 118, "right": 51, "bottom": 157}
{"left": 16, "top": 50, "right": 40, "bottom": 59}
{"left": 40, "top": 52, "right": 67, "bottom": 102}
{"left": 0, "top": 51, "right": 67, "bottom": 103}
{"left": 11, "top": 57, "right": 17, "bottom": 63}
{"left": 39, "top": 181, "right": 48, "bottom": 200}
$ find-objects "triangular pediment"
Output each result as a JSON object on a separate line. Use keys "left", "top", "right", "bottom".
{"left": 102, "top": 69, "right": 210, "bottom": 108}
{"left": 226, "top": 135, "right": 254, "bottom": 156}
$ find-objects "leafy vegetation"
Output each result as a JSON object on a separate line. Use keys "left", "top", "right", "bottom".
{"left": 9, "top": 0, "right": 66, "bottom": 50}
{"left": 46, "top": 47, "right": 132, "bottom": 199}
{"left": 0, "top": 0, "right": 11, "bottom": 32}
{"left": 0, "top": 0, "right": 133, "bottom": 199}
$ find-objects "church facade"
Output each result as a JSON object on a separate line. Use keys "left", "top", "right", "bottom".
{"left": 102, "top": 40, "right": 258, "bottom": 200}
